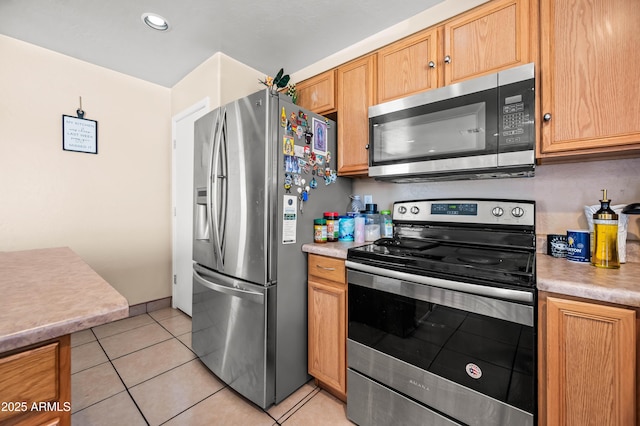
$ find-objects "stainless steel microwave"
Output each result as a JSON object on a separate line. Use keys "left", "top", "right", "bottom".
{"left": 368, "top": 63, "right": 535, "bottom": 182}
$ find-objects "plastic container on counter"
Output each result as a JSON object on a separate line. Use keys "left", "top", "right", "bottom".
{"left": 346, "top": 195, "right": 365, "bottom": 216}
{"left": 354, "top": 215, "right": 366, "bottom": 243}
{"left": 324, "top": 212, "right": 339, "bottom": 242}
{"left": 314, "top": 218, "right": 327, "bottom": 243}
{"left": 380, "top": 210, "right": 393, "bottom": 238}
{"left": 363, "top": 204, "right": 381, "bottom": 242}
{"left": 338, "top": 215, "right": 355, "bottom": 242}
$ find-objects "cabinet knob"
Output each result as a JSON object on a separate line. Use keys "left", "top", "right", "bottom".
{"left": 428, "top": 61, "right": 436, "bottom": 69}
{"left": 543, "top": 113, "right": 552, "bottom": 122}
{"left": 365, "top": 144, "right": 370, "bottom": 150}
{"left": 444, "top": 55, "right": 451, "bottom": 64}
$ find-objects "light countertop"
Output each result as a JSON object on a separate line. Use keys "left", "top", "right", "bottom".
{"left": 303, "top": 242, "right": 640, "bottom": 307}
{"left": 302, "top": 241, "right": 371, "bottom": 259}
{"left": 536, "top": 254, "right": 640, "bottom": 307}
{"left": 0, "top": 247, "right": 129, "bottom": 353}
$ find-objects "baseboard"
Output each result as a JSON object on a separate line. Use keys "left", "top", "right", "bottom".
{"left": 128, "top": 296, "right": 172, "bottom": 317}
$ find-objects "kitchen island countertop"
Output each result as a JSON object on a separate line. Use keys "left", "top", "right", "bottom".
{"left": 303, "top": 243, "right": 640, "bottom": 307}
{"left": 0, "top": 247, "right": 129, "bottom": 353}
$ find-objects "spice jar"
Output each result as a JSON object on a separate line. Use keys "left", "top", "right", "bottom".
{"left": 314, "top": 218, "right": 327, "bottom": 243}
{"left": 324, "top": 212, "right": 339, "bottom": 242}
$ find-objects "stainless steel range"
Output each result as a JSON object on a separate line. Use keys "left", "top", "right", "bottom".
{"left": 346, "top": 199, "right": 536, "bottom": 426}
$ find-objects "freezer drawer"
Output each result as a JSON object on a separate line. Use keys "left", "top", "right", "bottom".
{"left": 191, "top": 264, "right": 275, "bottom": 408}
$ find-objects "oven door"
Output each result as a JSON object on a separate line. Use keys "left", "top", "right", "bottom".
{"left": 346, "top": 263, "right": 535, "bottom": 426}
{"left": 368, "top": 73, "right": 499, "bottom": 178}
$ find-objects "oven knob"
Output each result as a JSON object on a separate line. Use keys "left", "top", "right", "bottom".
{"left": 398, "top": 206, "right": 407, "bottom": 214}
{"left": 492, "top": 207, "right": 504, "bottom": 217}
{"left": 410, "top": 206, "right": 420, "bottom": 215}
{"left": 512, "top": 207, "right": 525, "bottom": 218}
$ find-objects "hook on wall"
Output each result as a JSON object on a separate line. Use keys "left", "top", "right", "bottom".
{"left": 76, "top": 96, "right": 85, "bottom": 118}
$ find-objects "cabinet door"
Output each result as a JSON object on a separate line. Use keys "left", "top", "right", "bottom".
{"left": 377, "top": 28, "right": 440, "bottom": 103}
{"left": 443, "top": 0, "right": 530, "bottom": 85}
{"left": 296, "top": 70, "right": 337, "bottom": 115}
{"left": 337, "top": 54, "right": 376, "bottom": 176}
{"left": 308, "top": 279, "right": 347, "bottom": 399}
{"left": 539, "top": 0, "right": 640, "bottom": 157}
{"left": 545, "top": 296, "right": 635, "bottom": 426}
{"left": 0, "top": 336, "right": 70, "bottom": 426}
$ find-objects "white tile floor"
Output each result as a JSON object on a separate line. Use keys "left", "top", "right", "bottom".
{"left": 71, "top": 308, "right": 354, "bottom": 425}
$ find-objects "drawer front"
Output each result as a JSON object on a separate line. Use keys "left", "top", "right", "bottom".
{"left": 308, "top": 254, "right": 346, "bottom": 284}
{"left": 0, "top": 342, "right": 59, "bottom": 422}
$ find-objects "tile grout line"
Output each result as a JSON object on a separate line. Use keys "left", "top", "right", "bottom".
{"left": 70, "top": 328, "right": 150, "bottom": 424}
{"left": 135, "top": 315, "right": 228, "bottom": 425}
{"left": 91, "top": 313, "right": 156, "bottom": 339}
{"left": 274, "top": 386, "right": 322, "bottom": 424}
{"left": 105, "top": 335, "right": 175, "bottom": 362}
{"left": 91, "top": 327, "right": 151, "bottom": 426}
{"left": 157, "top": 387, "right": 230, "bottom": 425}
{"left": 147, "top": 312, "right": 283, "bottom": 425}
{"left": 92, "top": 309, "right": 184, "bottom": 340}
{"left": 149, "top": 312, "right": 320, "bottom": 425}
{"left": 71, "top": 311, "right": 192, "bottom": 424}
{"left": 75, "top": 309, "right": 313, "bottom": 425}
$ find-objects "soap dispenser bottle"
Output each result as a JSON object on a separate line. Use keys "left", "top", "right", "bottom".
{"left": 592, "top": 189, "right": 620, "bottom": 269}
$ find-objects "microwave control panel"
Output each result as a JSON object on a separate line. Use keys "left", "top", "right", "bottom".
{"left": 498, "top": 78, "right": 534, "bottom": 150}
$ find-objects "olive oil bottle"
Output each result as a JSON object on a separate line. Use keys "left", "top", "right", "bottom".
{"left": 592, "top": 189, "right": 620, "bottom": 269}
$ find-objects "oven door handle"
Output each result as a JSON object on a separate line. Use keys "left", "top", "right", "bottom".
{"left": 345, "top": 260, "right": 534, "bottom": 304}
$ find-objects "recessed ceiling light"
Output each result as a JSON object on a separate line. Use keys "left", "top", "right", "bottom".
{"left": 141, "top": 13, "right": 169, "bottom": 31}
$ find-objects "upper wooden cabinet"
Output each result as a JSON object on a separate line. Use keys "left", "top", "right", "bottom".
{"left": 539, "top": 292, "right": 637, "bottom": 426}
{"left": 337, "top": 55, "right": 376, "bottom": 176}
{"left": 376, "top": 0, "right": 531, "bottom": 103}
{"left": 377, "top": 28, "right": 440, "bottom": 103}
{"left": 539, "top": 0, "right": 640, "bottom": 159}
{"left": 305, "top": 0, "right": 536, "bottom": 176}
{"left": 443, "top": 0, "right": 531, "bottom": 85}
{"left": 296, "top": 69, "right": 337, "bottom": 115}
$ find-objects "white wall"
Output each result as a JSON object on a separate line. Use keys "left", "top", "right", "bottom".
{"left": 171, "top": 52, "right": 265, "bottom": 116}
{"left": 0, "top": 35, "right": 172, "bottom": 305}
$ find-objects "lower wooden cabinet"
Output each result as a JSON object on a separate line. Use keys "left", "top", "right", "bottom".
{"left": 307, "top": 253, "right": 347, "bottom": 401}
{"left": 0, "top": 335, "right": 71, "bottom": 426}
{"left": 539, "top": 292, "right": 636, "bottom": 426}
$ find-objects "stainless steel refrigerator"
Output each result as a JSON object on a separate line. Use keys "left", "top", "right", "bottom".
{"left": 191, "top": 89, "right": 352, "bottom": 409}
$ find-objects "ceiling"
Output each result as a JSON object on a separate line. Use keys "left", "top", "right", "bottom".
{"left": 0, "top": 0, "right": 444, "bottom": 88}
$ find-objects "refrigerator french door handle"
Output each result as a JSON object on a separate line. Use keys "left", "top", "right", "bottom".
{"left": 193, "top": 268, "right": 265, "bottom": 305}
{"left": 218, "top": 109, "right": 228, "bottom": 254}
{"left": 205, "top": 109, "right": 220, "bottom": 247}
{"left": 211, "top": 108, "right": 226, "bottom": 269}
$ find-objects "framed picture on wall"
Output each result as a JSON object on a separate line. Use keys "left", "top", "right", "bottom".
{"left": 62, "top": 115, "right": 98, "bottom": 154}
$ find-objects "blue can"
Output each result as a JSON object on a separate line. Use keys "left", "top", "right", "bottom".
{"left": 338, "top": 216, "right": 355, "bottom": 242}
{"left": 566, "top": 230, "right": 590, "bottom": 263}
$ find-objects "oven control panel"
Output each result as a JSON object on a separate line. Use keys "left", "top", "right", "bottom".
{"left": 393, "top": 199, "right": 534, "bottom": 226}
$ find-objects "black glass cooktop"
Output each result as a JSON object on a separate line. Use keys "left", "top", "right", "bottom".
{"left": 348, "top": 239, "right": 535, "bottom": 289}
